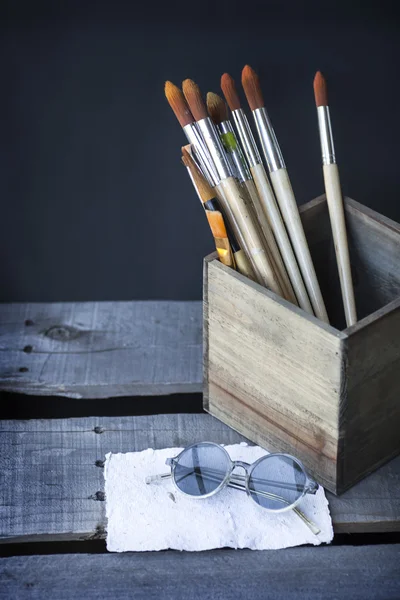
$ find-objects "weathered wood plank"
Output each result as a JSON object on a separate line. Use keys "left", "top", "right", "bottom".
{"left": 0, "top": 414, "right": 399, "bottom": 543}
{"left": 0, "top": 301, "right": 202, "bottom": 398}
{"left": 1, "top": 546, "right": 400, "bottom": 600}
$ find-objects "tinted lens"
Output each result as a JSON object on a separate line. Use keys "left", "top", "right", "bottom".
{"left": 248, "top": 455, "right": 306, "bottom": 511}
{"left": 173, "top": 443, "right": 231, "bottom": 497}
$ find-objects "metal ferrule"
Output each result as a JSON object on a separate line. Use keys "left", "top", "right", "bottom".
{"left": 183, "top": 123, "right": 219, "bottom": 186}
{"left": 189, "top": 146, "right": 208, "bottom": 180}
{"left": 253, "top": 107, "right": 285, "bottom": 173}
{"left": 196, "top": 117, "right": 232, "bottom": 181}
{"left": 218, "top": 120, "right": 251, "bottom": 183}
{"left": 317, "top": 106, "right": 336, "bottom": 165}
{"left": 231, "top": 108, "right": 261, "bottom": 168}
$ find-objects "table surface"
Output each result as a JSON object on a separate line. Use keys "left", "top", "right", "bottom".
{"left": 0, "top": 301, "right": 399, "bottom": 599}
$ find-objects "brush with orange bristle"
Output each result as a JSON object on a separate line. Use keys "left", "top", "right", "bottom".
{"left": 182, "top": 146, "right": 256, "bottom": 280}
{"left": 181, "top": 78, "right": 283, "bottom": 296}
{"left": 207, "top": 90, "right": 297, "bottom": 305}
{"left": 242, "top": 65, "right": 329, "bottom": 323}
{"left": 221, "top": 73, "right": 312, "bottom": 314}
{"left": 164, "top": 81, "right": 219, "bottom": 187}
{"left": 314, "top": 71, "right": 356, "bottom": 326}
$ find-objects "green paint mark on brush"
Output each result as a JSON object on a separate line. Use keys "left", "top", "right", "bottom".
{"left": 221, "top": 132, "right": 238, "bottom": 153}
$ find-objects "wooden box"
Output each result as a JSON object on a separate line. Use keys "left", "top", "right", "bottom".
{"left": 203, "top": 196, "right": 400, "bottom": 494}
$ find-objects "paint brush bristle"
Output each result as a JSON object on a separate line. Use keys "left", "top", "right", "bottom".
{"left": 241, "top": 65, "right": 264, "bottom": 111}
{"left": 164, "top": 81, "right": 194, "bottom": 127}
{"left": 182, "top": 146, "right": 215, "bottom": 203}
{"left": 313, "top": 71, "right": 328, "bottom": 107}
{"left": 182, "top": 79, "right": 208, "bottom": 121}
{"left": 206, "top": 92, "right": 229, "bottom": 124}
{"left": 221, "top": 73, "right": 241, "bottom": 111}
{"left": 206, "top": 210, "right": 228, "bottom": 240}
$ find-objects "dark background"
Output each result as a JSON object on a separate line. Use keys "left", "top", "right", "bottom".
{"left": 1, "top": 1, "right": 399, "bottom": 302}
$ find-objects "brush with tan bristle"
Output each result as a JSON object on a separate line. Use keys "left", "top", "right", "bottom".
{"left": 221, "top": 72, "right": 313, "bottom": 315}
{"left": 181, "top": 146, "right": 256, "bottom": 280}
{"left": 314, "top": 71, "right": 356, "bottom": 326}
{"left": 205, "top": 210, "right": 236, "bottom": 268}
{"left": 207, "top": 90, "right": 297, "bottom": 305}
{"left": 242, "top": 65, "right": 329, "bottom": 323}
{"left": 181, "top": 78, "right": 283, "bottom": 296}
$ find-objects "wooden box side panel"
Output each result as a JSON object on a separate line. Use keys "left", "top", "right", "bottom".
{"left": 300, "top": 196, "right": 400, "bottom": 328}
{"left": 342, "top": 301, "right": 400, "bottom": 491}
{"left": 344, "top": 199, "right": 400, "bottom": 319}
{"left": 300, "top": 196, "right": 344, "bottom": 329}
{"left": 205, "top": 259, "right": 344, "bottom": 492}
{"left": 203, "top": 253, "right": 218, "bottom": 412}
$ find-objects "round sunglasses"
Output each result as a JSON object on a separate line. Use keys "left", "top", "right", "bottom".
{"left": 146, "top": 442, "right": 320, "bottom": 533}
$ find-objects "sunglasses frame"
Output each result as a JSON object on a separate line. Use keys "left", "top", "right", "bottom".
{"left": 165, "top": 441, "right": 318, "bottom": 513}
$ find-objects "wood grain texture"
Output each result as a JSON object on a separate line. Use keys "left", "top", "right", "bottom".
{"left": 1, "top": 546, "right": 400, "bottom": 599}
{"left": 300, "top": 195, "right": 344, "bottom": 328}
{"left": 300, "top": 195, "right": 400, "bottom": 327}
{"left": 345, "top": 198, "right": 400, "bottom": 318}
{"left": 205, "top": 196, "right": 400, "bottom": 494}
{"left": 0, "top": 414, "right": 399, "bottom": 543}
{"left": 205, "top": 257, "right": 344, "bottom": 491}
{"left": 342, "top": 297, "right": 400, "bottom": 491}
{"left": 0, "top": 301, "right": 202, "bottom": 398}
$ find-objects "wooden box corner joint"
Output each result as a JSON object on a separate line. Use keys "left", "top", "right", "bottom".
{"left": 203, "top": 195, "right": 400, "bottom": 494}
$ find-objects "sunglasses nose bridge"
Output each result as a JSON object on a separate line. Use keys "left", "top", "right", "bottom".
{"left": 231, "top": 460, "right": 250, "bottom": 473}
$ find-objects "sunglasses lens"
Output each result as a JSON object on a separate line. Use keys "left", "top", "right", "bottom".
{"left": 173, "top": 443, "right": 230, "bottom": 497}
{"left": 248, "top": 455, "right": 306, "bottom": 511}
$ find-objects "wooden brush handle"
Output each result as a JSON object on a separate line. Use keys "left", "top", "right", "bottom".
{"left": 323, "top": 164, "right": 357, "bottom": 326}
{"left": 270, "top": 168, "right": 329, "bottom": 323}
{"left": 214, "top": 237, "right": 236, "bottom": 269}
{"left": 242, "top": 178, "right": 297, "bottom": 305}
{"left": 233, "top": 249, "right": 257, "bottom": 281}
{"left": 217, "top": 177, "right": 283, "bottom": 295}
{"left": 251, "top": 163, "right": 313, "bottom": 315}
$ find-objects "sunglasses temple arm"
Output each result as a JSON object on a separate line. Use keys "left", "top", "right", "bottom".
{"left": 227, "top": 480, "right": 320, "bottom": 536}
{"left": 145, "top": 472, "right": 172, "bottom": 484}
{"left": 145, "top": 471, "right": 320, "bottom": 536}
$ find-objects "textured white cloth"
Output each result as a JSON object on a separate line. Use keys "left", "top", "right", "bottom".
{"left": 105, "top": 443, "right": 333, "bottom": 552}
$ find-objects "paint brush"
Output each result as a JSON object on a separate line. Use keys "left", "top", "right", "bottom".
{"left": 207, "top": 90, "right": 297, "bottom": 305}
{"left": 206, "top": 91, "right": 252, "bottom": 184}
{"left": 205, "top": 210, "right": 235, "bottom": 268}
{"left": 314, "top": 71, "right": 357, "bottom": 326}
{"left": 164, "top": 81, "right": 219, "bottom": 186}
{"left": 221, "top": 72, "right": 313, "bottom": 315}
{"left": 182, "top": 146, "right": 256, "bottom": 280}
{"left": 182, "top": 78, "right": 283, "bottom": 295}
{"left": 241, "top": 65, "right": 329, "bottom": 323}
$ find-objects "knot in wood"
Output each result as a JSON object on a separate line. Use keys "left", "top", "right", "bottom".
{"left": 44, "top": 325, "right": 81, "bottom": 341}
